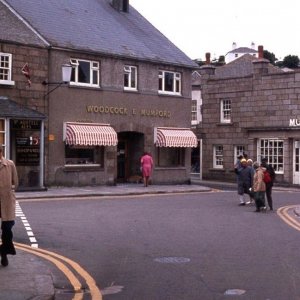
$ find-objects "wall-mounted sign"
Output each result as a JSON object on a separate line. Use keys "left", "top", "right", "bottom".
{"left": 289, "top": 119, "right": 300, "bottom": 127}
{"left": 11, "top": 120, "right": 41, "bottom": 130}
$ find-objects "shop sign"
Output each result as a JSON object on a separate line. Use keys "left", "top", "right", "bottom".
{"left": 86, "top": 105, "right": 171, "bottom": 118}
{"left": 11, "top": 120, "right": 41, "bottom": 130}
{"left": 16, "top": 146, "right": 40, "bottom": 166}
{"left": 289, "top": 119, "right": 300, "bottom": 127}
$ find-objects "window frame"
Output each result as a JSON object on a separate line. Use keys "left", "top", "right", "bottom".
{"left": 156, "top": 147, "right": 185, "bottom": 167}
{"left": 0, "top": 53, "right": 15, "bottom": 85}
{"left": 220, "top": 99, "right": 231, "bottom": 123}
{"left": 0, "top": 119, "right": 7, "bottom": 157}
{"left": 124, "top": 65, "right": 138, "bottom": 91}
{"left": 191, "top": 100, "right": 197, "bottom": 122}
{"left": 213, "top": 145, "right": 224, "bottom": 169}
{"left": 158, "top": 70, "right": 181, "bottom": 95}
{"left": 257, "top": 138, "right": 284, "bottom": 174}
{"left": 70, "top": 58, "right": 100, "bottom": 87}
{"left": 64, "top": 145, "right": 104, "bottom": 167}
{"left": 234, "top": 145, "right": 245, "bottom": 163}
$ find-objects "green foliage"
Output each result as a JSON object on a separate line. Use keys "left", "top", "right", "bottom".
{"left": 282, "top": 55, "right": 300, "bottom": 68}
{"left": 263, "top": 50, "right": 277, "bottom": 65}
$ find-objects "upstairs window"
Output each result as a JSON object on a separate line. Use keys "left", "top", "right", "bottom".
{"left": 220, "top": 99, "right": 231, "bottom": 123}
{"left": 70, "top": 59, "right": 99, "bottom": 87}
{"left": 124, "top": 65, "right": 137, "bottom": 91}
{"left": 158, "top": 70, "right": 181, "bottom": 95}
{"left": 0, "top": 53, "right": 14, "bottom": 85}
{"left": 191, "top": 100, "right": 197, "bottom": 122}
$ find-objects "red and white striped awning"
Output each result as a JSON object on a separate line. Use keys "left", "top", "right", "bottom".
{"left": 154, "top": 127, "right": 197, "bottom": 148}
{"left": 64, "top": 122, "right": 118, "bottom": 146}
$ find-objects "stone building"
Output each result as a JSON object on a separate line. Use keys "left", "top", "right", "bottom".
{"left": 0, "top": 0, "right": 198, "bottom": 189}
{"left": 199, "top": 47, "right": 300, "bottom": 186}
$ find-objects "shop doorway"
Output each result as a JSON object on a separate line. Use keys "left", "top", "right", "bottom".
{"left": 294, "top": 140, "right": 300, "bottom": 184}
{"left": 117, "top": 131, "right": 144, "bottom": 182}
{"left": 191, "top": 140, "right": 202, "bottom": 179}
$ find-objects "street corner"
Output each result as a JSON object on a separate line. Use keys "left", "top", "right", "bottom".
{"left": 0, "top": 246, "right": 54, "bottom": 300}
{"left": 14, "top": 243, "right": 103, "bottom": 300}
{"left": 277, "top": 205, "right": 300, "bottom": 232}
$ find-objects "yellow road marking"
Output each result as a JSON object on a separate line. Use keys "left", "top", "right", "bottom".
{"left": 15, "top": 242, "right": 102, "bottom": 300}
{"left": 277, "top": 205, "right": 300, "bottom": 232}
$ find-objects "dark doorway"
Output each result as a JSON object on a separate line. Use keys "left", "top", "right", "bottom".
{"left": 117, "top": 131, "right": 144, "bottom": 182}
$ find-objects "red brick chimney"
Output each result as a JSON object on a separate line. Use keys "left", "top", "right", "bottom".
{"left": 258, "top": 45, "right": 264, "bottom": 59}
{"left": 205, "top": 52, "right": 211, "bottom": 64}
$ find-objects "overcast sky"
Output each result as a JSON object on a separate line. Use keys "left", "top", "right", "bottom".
{"left": 130, "top": 0, "right": 300, "bottom": 61}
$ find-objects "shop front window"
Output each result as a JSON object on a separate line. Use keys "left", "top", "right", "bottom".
{"left": 156, "top": 147, "right": 184, "bottom": 167}
{"left": 65, "top": 145, "right": 104, "bottom": 166}
{"left": 258, "top": 139, "right": 284, "bottom": 173}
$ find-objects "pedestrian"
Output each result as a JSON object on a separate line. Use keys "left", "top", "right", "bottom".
{"left": 261, "top": 157, "right": 276, "bottom": 210}
{"left": 140, "top": 152, "right": 153, "bottom": 187}
{"left": 237, "top": 158, "right": 252, "bottom": 206}
{"left": 0, "top": 145, "right": 18, "bottom": 267}
{"left": 252, "top": 161, "right": 266, "bottom": 212}
{"left": 247, "top": 159, "right": 255, "bottom": 204}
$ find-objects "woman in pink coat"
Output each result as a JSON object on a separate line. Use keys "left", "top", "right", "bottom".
{"left": 140, "top": 152, "right": 153, "bottom": 187}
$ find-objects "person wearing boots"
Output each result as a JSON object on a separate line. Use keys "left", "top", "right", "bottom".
{"left": 0, "top": 145, "right": 19, "bottom": 267}
{"left": 261, "top": 157, "right": 275, "bottom": 210}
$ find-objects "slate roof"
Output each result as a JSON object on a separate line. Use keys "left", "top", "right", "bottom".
{"left": 3, "top": 0, "right": 198, "bottom": 68}
{"left": 0, "top": 96, "right": 46, "bottom": 119}
{"left": 215, "top": 54, "right": 283, "bottom": 79}
{"left": 0, "top": 1, "right": 46, "bottom": 47}
{"left": 226, "top": 47, "right": 258, "bottom": 55}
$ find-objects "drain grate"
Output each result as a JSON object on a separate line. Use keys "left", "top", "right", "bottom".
{"left": 154, "top": 257, "right": 191, "bottom": 264}
{"left": 224, "top": 289, "right": 246, "bottom": 296}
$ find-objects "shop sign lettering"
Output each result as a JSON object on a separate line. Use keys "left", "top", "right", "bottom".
{"left": 289, "top": 119, "right": 300, "bottom": 127}
{"left": 86, "top": 105, "right": 171, "bottom": 118}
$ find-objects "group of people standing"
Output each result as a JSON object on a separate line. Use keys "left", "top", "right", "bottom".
{"left": 235, "top": 154, "right": 275, "bottom": 212}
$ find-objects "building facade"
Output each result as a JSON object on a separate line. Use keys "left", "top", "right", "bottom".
{"left": 0, "top": 0, "right": 198, "bottom": 188}
{"left": 199, "top": 49, "right": 300, "bottom": 186}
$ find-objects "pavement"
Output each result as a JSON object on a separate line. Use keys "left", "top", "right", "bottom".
{"left": 2, "top": 179, "right": 299, "bottom": 299}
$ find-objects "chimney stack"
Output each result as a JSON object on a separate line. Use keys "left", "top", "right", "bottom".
{"left": 205, "top": 52, "right": 211, "bottom": 65}
{"left": 258, "top": 45, "right": 264, "bottom": 59}
{"left": 112, "top": 0, "right": 129, "bottom": 12}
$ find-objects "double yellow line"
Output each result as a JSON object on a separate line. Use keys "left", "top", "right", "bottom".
{"left": 15, "top": 242, "right": 102, "bottom": 300}
{"left": 277, "top": 205, "right": 300, "bottom": 232}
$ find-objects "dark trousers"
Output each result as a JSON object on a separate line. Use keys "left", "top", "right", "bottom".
{"left": 1, "top": 221, "right": 16, "bottom": 255}
{"left": 265, "top": 184, "right": 273, "bottom": 210}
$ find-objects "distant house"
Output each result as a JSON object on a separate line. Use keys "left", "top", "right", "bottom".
{"left": 198, "top": 46, "right": 300, "bottom": 186}
{"left": 0, "top": 0, "right": 198, "bottom": 188}
{"left": 225, "top": 42, "right": 258, "bottom": 63}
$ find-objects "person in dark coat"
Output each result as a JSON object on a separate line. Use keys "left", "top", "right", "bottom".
{"left": 0, "top": 145, "right": 19, "bottom": 267}
{"left": 261, "top": 157, "right": 276, "bottom": 210}
{"left": 237, "top": 158, "right": 253, "bottom": 206}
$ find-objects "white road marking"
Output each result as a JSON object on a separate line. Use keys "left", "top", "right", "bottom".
{"left": 16, "top": 201, "right": 38, "bottom": 248}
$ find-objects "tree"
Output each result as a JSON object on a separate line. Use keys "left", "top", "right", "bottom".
{"left": 263, "top": 50, "right": 277, "bottom": 65}
{"left": 282, "top": 55, "right": 300, "bottom": 68}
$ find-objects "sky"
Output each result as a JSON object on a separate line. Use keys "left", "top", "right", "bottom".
{"left": 130, "top": 0, "right": 300, "bottom": 61}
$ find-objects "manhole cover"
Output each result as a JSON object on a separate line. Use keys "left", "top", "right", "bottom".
{"left": 224, "top": 289, "right": 246, "bottom": 296}
{"left": 154, "top": 257, "right": 190, "bottom": 264}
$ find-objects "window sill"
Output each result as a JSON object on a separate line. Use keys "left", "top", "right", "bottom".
{"left": 124, "top": 87, "right": 138, "bottom": 92}
{"left": 0, "top": 80, "right": 15, "bottom": 86}
{"left": 216, "top": 122, "right": 233, "bottom": 126}
{"left": 64, "top": 164, "right": 103, "bottom": 172}
{"left": 69, "top": 83, "right": 100, "bottom": 89}
{"left": 155, "top": 166, "right": 185, "bottom": 170}
{"left": 158, "top": 91, "right": 182, "bottom": 97}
